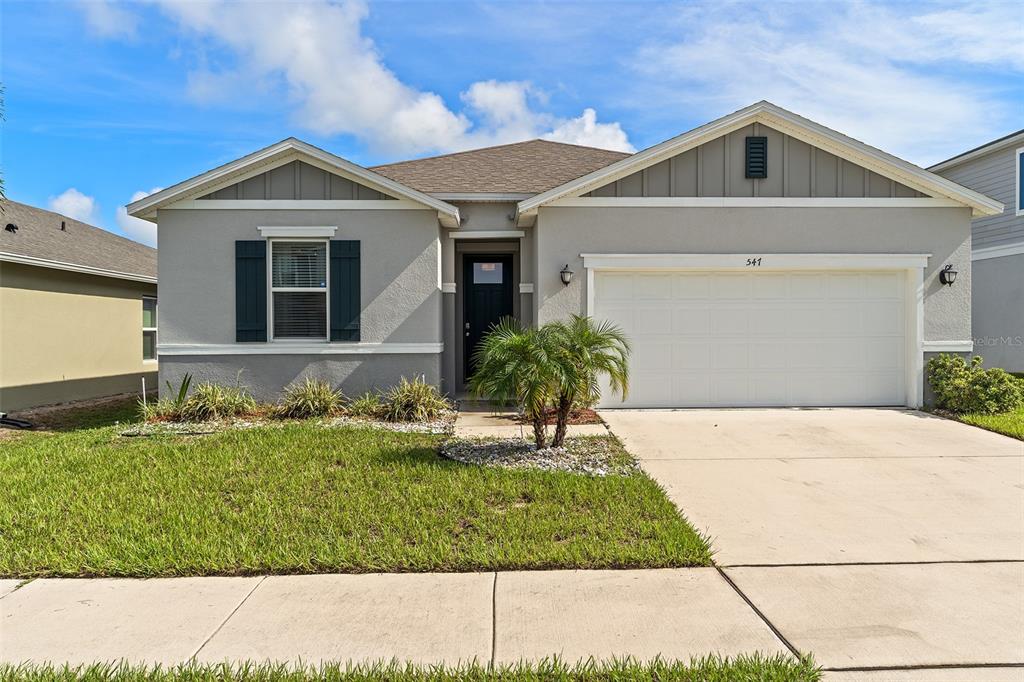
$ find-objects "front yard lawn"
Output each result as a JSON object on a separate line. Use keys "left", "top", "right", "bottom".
{"left": 0, "top": 654, "right": 820, "bottom": 681}
{"left": 957, "top": 406, "right": 1024, "bottom": 440}
{"left": 0, "top": 421, "right": 710, "bottom": 577}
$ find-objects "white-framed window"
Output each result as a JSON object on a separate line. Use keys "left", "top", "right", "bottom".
{"left": 1016, "top": 147, "right": 1023, "bottom": 216}
{"left": 269, "top": 239, "right": 328, "bottom": 340}
{"left": 142, "top": 296, "right": 157, "bottom": 361}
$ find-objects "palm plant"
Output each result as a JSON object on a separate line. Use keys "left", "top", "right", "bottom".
{"left": 548, "top": 315, "right": 630, "bottom": 447}
{"left": 469, "top": 318, "right": 560, "bottom": 448}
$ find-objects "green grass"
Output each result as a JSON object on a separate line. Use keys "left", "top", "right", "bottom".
{"left": 957, "top": 405, "right": 1024, "bottom": 440}
{"left": 0, "top": 421, "right": 710, "bottom": 577}
{"left": 0, "top": 655, "right": 820, "bottom": 681}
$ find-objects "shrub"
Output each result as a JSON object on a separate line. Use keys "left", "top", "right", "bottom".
{"left": 178, "top": 382, "right": 258, "bottom": 421}
{"left": 279, "top": 377, "right": 343, "bottom": 418}
{"left": 346, "top": 392, "right": 384, "bottom": 418}
{"left": 380, "top": 376, "right": 451, "bottom": 422}
{"left": 927, "top": 354, "right": 1023, "bottom": 415}
{"left": 139, "top": 372, "right": 192, "bottom": 422}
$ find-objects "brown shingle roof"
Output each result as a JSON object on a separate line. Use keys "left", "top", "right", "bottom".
{"left": 0, "top": 201, "right": 157, "bottom": 280}
{"left": 371, "top": 139, "right": 631, "bottom": 194}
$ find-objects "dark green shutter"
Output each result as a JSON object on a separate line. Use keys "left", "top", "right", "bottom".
{"left": 330, "top": 240, "right": 360, "bottom": 341}
{"left": 235, "top": 240, "right": 267, "bottom": 342}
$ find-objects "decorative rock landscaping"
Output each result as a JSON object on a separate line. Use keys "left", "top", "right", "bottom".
{"left": 121, "top": 411, "right": 457, "bottom": 438}
{"left": 440, "top": 435, "right": 639, "bottom": 477}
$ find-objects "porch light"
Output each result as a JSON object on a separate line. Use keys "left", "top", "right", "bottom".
{"left": 939, "top": 264, "right": 958, "bottom": 287}
{"left": 560, "top": 264, "right": 574, "bottom": 286}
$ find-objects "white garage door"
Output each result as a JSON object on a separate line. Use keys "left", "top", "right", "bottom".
{"left": 594, "top": 270, "right": 907, "bottom": 408}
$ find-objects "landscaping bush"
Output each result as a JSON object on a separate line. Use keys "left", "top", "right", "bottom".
{"left": 927, "top": 354, "right": 1023, "bottom": 415}
{"left": 380, "top": 376, "right": 452, "bottom": 422}
{"left": 346, "top": 392, "right": 384, "bottom": 418}
{"left": 139, "top": 373, "right": 192, "bottom": 422}
{"left": 278, "top": 377, "right": 342, "bottom": 418}
{"left": 178, "top": 382, "right": 258, "bottom": 421}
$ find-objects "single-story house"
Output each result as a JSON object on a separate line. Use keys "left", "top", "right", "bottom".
{"left": 0, "top": 201, "right": 158, "bottom": 412}
{"left": 129, "top": 101, "right": 1001, "bottom": 409}
{"left": 930, "top": 131, "right": 1024, "bottom": 373}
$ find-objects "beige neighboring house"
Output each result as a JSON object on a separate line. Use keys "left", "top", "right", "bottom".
{"left": 0, "top": 200, "right": 158, "bottom": 412}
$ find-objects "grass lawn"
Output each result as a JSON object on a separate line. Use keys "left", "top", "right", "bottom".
{"left": 956, "top": 406, "right": 1024, "bottom": 440}
{"left": 0, "top": 416, "right": 710, "bottom": 577}
{"left": 0, "top": 655, "right": 820, "bottom": 681}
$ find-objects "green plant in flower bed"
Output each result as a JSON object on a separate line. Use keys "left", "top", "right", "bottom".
{"left": 380, "top": 375, "right": 452, "bottom": 422}
{"left": 346, "top": 392, "right": 384, "bottom": 418}
{"left": 278, "top": 378, "right": 343, "bottom": 419}
{"left": 177, "top": 382, "right": 259, "bottom": 422}
{"left": 0, "top": 654, "right": 821, "bottom": 681}
{"left": 927, "top": 354, "right": 1023, "bottom": 415}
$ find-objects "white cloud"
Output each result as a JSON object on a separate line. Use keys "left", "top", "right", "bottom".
{"left": 116, "top": 188, "right": 162, "bottom": 247}
{"left": 78, "top": 0, "right": 138, "bottom": 39}
{"left": 151, "top": 0, "right": 633, "bottom": 155}
{"left": 48, "top": 188, "right": 100, "bottom": 224}
{"left": 633, "top": 2, "right": 1021, "bottom": 164}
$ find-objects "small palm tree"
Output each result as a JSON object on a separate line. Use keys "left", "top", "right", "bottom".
{"left": 548, "top": 315, "right": 630, "bottom": 447}
{"left": 469, "top": 318, "right": 560, "bottom": 448}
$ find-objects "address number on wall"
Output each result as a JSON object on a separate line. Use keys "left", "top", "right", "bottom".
{"left": 745, "top": 257, "right": 763, "bottom": 267}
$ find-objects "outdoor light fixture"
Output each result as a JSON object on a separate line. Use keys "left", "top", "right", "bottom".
{"left": 939, "top": 264, "right": 958, "bottom": 287}
{"left": 560, "top": 264, "right": 574, "bottom": 286}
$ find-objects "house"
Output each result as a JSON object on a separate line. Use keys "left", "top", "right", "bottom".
{"left": 930, "top": 131, "right": 1024, "bottom": 373}
{"left": 129, "top": 101, "right": 1001, "bottom": 409}
{"left": 0, "top": 201, "right": 158, "bottom": 412}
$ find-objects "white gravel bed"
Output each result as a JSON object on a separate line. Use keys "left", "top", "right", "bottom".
{"left": 440, "top": 436, "right": 639, "bottom": 476}
{"left": 325, "top": 412, "right": 456, "bottom": 434}
{"left": 121, "top": 412, "right": 457, "bottom": 437}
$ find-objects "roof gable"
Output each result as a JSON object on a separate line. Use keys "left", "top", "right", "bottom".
{"left": 517, "top": 101, "right": 1004, "bottom": 218}
{"left": 127, "top": 138, "right": 460, "bottom": 227}
{"left": 370, "top": 139, "right": 630, "bottom": 195}
{"left": 198, "top": 160, "right": 396, "bottom": 201}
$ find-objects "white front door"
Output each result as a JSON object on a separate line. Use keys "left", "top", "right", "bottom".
{"left": 593, "top": 269, "right": 908, "bottom": 408}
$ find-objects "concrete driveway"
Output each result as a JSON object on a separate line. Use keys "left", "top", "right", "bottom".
{"left": 601, "top": 408, "right": 1024, "bottom": 673}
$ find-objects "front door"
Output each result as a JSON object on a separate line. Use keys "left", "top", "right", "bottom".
{"left": 463, "top": 254, "right": 514, "bottom": 380}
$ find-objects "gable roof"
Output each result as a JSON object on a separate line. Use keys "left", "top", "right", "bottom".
{"left": 517, "top": 101, "right": 1004, "bottom": 219}
{"left": 928, "top": 129, "right": 1024, "bottom": 173}
{"left": 126, "top": 138, "right": 461, "bottom": 227}
{"left": 0, "top": 200, "right": 157, "bottom": 283}
{"left": 371, "top": 139, "right": 630, "bottom": 195}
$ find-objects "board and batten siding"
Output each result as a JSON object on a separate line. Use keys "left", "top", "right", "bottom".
{"left": 936, "top": 146, "right": 1023, "bottom": 250}
{"left": 585, "top": 123, "right": 925, "bottom": 200}
{"left": 200, "top": 160, "right": 396, "bottom": 201}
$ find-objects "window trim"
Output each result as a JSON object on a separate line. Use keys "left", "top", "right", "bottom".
{"left": 1016, "top": 147, "right": 1023, "bottom": 217}
{"left": 267, "top": 238, "right": 330, "bottom": 342}
{"left": 142, "top": 296, "right": 158, "bottom": 363}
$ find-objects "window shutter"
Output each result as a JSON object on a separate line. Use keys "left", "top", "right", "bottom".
{"left": 330, "top": 240, "right": 360, "bottom": 342}
{"left": 745, "top": 136, "right": 768, "bottom": 179}
{"left": 235, "top": 240, "right": 267, "bottom": 342}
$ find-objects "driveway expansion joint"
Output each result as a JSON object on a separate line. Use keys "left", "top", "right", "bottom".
{"left": 189, "top": 575, "right": 266, "bottom": 661}
{"left": 490, "top": 571, "right": 498, "bottom": 668}
{"left": 713, "top": 567, "right": 800, "bottom": 659}
{"left": 721, "top": 559, "right": 1024, "bottom": 568}
{"left": 824, "top": 662, "right": 1024, "bottom": 672}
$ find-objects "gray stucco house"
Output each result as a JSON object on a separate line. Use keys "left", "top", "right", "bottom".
{"left": 930, "top": 131, "right": 1024, "bottom": 373}
{"left": 129, "top": 101, "right": 1002, "bottom": 408}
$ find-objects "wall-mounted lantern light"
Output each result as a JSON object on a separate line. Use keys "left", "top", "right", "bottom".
{"left": 560, "top": 264, "right": 574, "bottom": 286}
{"left": 939, "top": 264, "right": 958, "bottom": 287}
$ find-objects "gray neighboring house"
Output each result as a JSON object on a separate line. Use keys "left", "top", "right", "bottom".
{"left": 930, "top": 131, "right": 1024, "bottom": 373}
{"left": 129, "top": 101, "right": 1001, "bottom": 409}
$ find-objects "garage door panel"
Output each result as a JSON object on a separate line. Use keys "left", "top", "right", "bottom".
{"left": 596, "top": 269, "right": 906, "bottom": 408}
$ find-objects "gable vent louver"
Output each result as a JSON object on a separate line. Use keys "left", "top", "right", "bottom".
{"left": 745, "top": 136, "right": 768, "bottom": 179}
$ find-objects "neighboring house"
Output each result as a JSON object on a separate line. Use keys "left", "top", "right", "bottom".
{"left": 129, "top": 101, "right": 1001, "bottom": 409}
{"left": 0, "top": 201, "right": 158, "bottom": 412}
{"left": 930, "top": 131, "right": 1024, "bottom": 373}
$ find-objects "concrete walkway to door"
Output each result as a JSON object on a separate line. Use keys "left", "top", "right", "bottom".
{"left": 601, "top": 408, "right": 1024, "bottom": 676}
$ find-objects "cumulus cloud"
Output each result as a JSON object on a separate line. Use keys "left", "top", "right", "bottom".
{"left": 78, "top": 0, "right": 138, "bottom": 39}
{"left": 633, "top": 2, "right": 1021, "bottom": 164}
{"left": 116, "top": 188, "right": 162, "bottom": 247}
{"left": 48, "top": 188, "right": 100, "bottom": 224}
{"left": 148, "top": 0, "right": 633, "bottom": 154}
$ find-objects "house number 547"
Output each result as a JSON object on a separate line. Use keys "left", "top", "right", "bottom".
{"left": 746, "top": 257, "right": 762, "bottom": 267}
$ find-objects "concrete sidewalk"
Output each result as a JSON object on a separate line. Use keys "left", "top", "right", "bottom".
{"left": 0, "top": 569, "right": 787, "bottom": 667}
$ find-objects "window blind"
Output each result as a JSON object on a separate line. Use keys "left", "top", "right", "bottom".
{"left": 273, "top": 292, "right": 327, "bottom": 338}
{"left": 272, "top": 242, "right": 327, "bottom": 288}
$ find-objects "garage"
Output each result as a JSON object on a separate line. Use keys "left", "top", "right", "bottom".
{"left": 591, "top": 262, "right": 916, "bottom": 408}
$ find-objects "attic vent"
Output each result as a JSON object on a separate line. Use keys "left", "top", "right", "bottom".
{"left": 4, "top": 223, "right": 17, "bottom": 234}
{"left": 745, "top": 136, "right": 768, "bottom": 179}
{"left": 60, "top": 221, "right": 66, "bottom": 231}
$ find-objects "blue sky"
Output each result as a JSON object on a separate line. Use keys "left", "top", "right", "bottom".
{"left": 3, "top": 0, "right": 1022, "bottom": 246}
